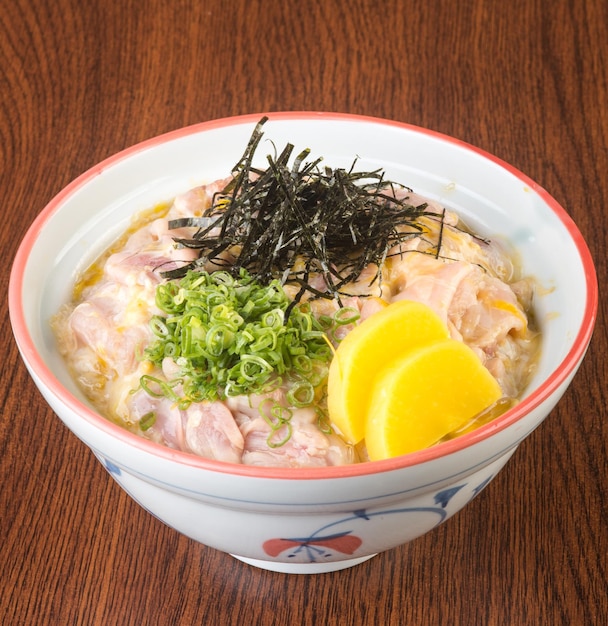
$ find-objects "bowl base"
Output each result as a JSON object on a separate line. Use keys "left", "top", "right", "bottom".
{"left": 231, "top": 553, "right": 377, "bottom": 574}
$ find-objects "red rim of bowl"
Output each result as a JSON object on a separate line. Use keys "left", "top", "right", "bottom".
{"left": 8, "top": 111, "right": 599, "bottom": 480}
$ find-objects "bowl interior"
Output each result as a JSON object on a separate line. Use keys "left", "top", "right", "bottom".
{"left": 10, "top": 112, "right": 597, "bottom": 471}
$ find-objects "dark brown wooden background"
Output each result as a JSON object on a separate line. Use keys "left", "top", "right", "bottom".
{"left": 1, "top": 1, "right": 606, "bottom": 624}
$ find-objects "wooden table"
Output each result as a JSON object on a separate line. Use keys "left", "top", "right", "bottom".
{"left": 1, "top": 1, "right": 606, "bottom": 624}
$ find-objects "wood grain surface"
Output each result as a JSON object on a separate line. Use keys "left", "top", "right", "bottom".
{"left": 1, "top": 1, "right": 606, "bottom": 624}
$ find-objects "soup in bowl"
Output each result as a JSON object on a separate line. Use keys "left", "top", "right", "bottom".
{"left": 9, "top": 113, "right": 597, "bottom": 573}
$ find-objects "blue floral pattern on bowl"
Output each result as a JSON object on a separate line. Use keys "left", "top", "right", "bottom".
{"left": 262, "top": 477, "right": 493, "bottom": 562}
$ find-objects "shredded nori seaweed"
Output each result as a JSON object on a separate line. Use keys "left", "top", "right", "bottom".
{"left": 162, "top": 117, "right": 443, "bottom": 310}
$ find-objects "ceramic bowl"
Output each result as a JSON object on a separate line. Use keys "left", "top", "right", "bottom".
{"left": 9, "top": 113, "right": 597, "bottom": 573}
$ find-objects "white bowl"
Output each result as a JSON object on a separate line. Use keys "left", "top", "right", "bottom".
{"left": 9, "top": 112, "right": 597, "bottom": 573}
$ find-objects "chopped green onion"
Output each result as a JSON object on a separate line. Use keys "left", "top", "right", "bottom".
{"left": 267, "top": 423, "right": 293, "bottom": 449}
{"left": 139, "top": 375, "right": 181, "bottom": 402}
{"left": 139, "top": 411, "right": 156, "bottom": 431}
{"left": 286, "top": 380, "right": 315, "bottom": 407}
{"left": 333, "top": 306, "right": 360, "bottom": 326}
{"left": 139, "top": 269, "right": 333, "bottom": 412}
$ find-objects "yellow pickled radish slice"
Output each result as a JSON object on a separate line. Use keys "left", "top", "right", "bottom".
{"left": 364, "top": 338, "right": 503, "bottom": 461}
{"left": 327, "top": 300, "right": 450, "bottom": 444}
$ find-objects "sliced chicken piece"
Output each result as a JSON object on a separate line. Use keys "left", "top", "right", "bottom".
{"left": 227, "top": 401, "right": 355, "bottom": 467}
{"left": 184, "top": 401, "right": 244, "bottom": 464}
